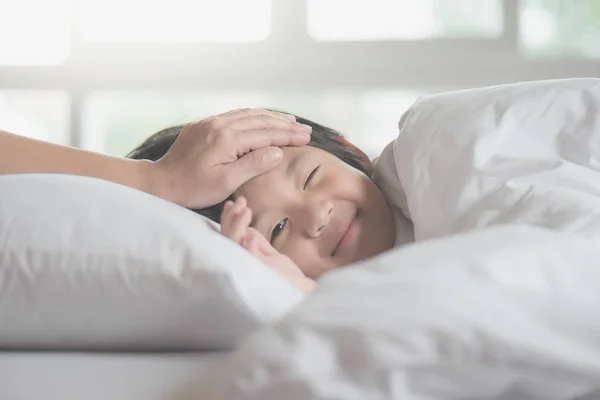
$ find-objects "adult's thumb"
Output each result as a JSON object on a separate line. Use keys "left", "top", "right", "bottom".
{"left": 227, "top": 146, "right": 283, "bottom": 186}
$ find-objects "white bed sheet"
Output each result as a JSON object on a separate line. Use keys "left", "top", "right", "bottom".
{"left": 0, "top": 351, "right": 225, "bottom": 400}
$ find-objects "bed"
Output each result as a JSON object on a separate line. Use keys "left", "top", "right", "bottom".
{"left": 3, "top": 78, "right": 600, "bottom": 400}
{"left": 0, "top": 351, "right": 226, "bottom": 400}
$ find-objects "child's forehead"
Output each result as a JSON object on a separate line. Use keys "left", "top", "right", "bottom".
{"left": 281, "top": 144, "right": 329, "bottom": 159}
{"left": 278, "top": 145, "right": 333, "bottom": 172}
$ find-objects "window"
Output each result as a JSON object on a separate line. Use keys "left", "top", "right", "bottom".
{"left": 308, "top": 0, "right": 503, "bottom": 40}
{"left": 78, "top": 0, "right": 271, "bottom": 42}
{"left": 1, "top": 0, "right": 597, "bottom": 156}
{"left": 520, "top": 0, "right": 600, "bottom": 58}
{"left": 0, "top": 91, "right": 70, "bottom": 144}
{"left": 81, "top": 90, "right": 427, "bottom": 158}
{"left": 0, "top": 0, "right": 72, "bottom": 65}
{"left": 81, "top": 91, "right": 269, "bottom": 156}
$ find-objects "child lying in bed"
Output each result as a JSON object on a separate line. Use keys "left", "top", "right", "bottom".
{"left": 128, "top": 112, "right": 413, "bottom": 291}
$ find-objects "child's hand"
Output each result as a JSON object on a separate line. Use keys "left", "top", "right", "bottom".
{"left": 220, "top": 196, "right": 316, "bottom": 293}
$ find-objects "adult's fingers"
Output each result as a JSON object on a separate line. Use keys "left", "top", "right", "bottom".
{"left": 233, "top": 128, "right": 311, "bottom": 157}
{"left": 223, "top": 146, "right": 283, "bottom": 191}
{"left": 227, "top": 115, "right": 309, "bottom": 132}
{"left": 218, "top": 108, "right": 296, "bottom": 122}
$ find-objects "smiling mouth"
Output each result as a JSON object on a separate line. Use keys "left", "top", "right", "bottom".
{"left": 332, "top": 211, "right": 358, "bottom": 257}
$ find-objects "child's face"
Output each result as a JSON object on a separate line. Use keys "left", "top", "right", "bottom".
{"left": 233, "top": 145, "right": 395, "bottom": 279}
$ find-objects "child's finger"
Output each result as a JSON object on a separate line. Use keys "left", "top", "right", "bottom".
{"left": 221, "top": 197, "right": 247, "bottom": 234}
{"left": 228, "top": 207, "right": 252, "bottom": 244}
{"left": 219, "top": 200, "right": 236, "bottom": 234}
{"left": 232, "top": 196, "right": 247, "bottom": 211}
{"left": 244, "top": 229, "right": 262, "bottom": 255}
{"left": 247, "top": 227, "right": 277, "bottom": 256}
{"left": 220, "top": 200, "right": 234, "bottom": 218}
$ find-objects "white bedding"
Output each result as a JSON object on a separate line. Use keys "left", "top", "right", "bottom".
{"left": 199, "top": 79, "right": 600, "bottom": 399}
{"left": 0, "top": 351, "right": 225, "bottom": 400}
{"left": 375, "top": 78, "right": 600, "bottom": 241}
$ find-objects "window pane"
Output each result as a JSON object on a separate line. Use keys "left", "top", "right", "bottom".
{"left": 520, "top": 0, "right": 600, "bottom": 59}
{"left": 81, "top": 92, "right": 270, "bottom": 156}
{"left": 78, "top": 0, "right": 271, "bottom": 42}
{"left": 81, "top": 90, "right": 430, "bottom": 158}
{"left": 0, "top": 91, "right": 70, "bottom": 144}
{"left": 308, "top": 0, "right": 503, "bottom": 41}
{"left": 0, "top": 0, "right": 71, "bottom": 65}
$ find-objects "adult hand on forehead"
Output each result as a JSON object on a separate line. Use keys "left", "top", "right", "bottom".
{"left": 153, "top": 108, "right": 312, "bottom": 209}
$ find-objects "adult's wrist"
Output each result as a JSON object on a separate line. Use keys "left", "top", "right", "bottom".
{"left": 136, "top": 159, "right": 177, "bottom": 205}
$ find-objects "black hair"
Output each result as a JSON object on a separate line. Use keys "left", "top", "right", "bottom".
{"left": 126, "top": 111, "right": 370, "bottom": 223}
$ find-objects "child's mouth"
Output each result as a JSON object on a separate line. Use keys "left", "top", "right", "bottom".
{"left": 332, "top": 210, "right": 359, "bottom": 257}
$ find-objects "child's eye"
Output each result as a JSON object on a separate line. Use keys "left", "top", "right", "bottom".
{"left": 304, "top": 166, "right": 320, "bottom": 190}
{"left": 270, "top": 218, "right": 288, "bottom": 243}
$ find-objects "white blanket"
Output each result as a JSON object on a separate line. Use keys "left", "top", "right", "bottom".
{"left": 201, "top": 79, "right": 600, "bottom": 399}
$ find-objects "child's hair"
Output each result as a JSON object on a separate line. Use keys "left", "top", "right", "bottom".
{"left": 126, "top": 111, "right": 372, "bottom": 223}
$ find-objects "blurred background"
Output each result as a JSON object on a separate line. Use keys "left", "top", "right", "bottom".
{"left": 0, "top": 0, "right": 598, "bottom": 158}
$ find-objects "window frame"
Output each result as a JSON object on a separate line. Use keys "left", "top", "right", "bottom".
{"left": 0, "top": 0, "right": 598, "bottom": 147}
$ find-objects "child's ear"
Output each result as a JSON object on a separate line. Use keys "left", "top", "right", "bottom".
{"left": 335, "top": 137, "right": 373, "bottom": 178}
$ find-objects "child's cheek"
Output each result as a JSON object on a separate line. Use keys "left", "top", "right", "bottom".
{"left": 321, "top": 168, "right": 366, "bottom": 202}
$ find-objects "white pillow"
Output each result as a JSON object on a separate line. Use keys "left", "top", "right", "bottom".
{"left": 374, "top": 77, "right": 600, "bottom": 237}
{"left": 0, "top": 174, "right": 304, "bottom": 351}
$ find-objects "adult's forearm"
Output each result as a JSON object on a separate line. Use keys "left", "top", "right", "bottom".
{"left": 0, "top": 130, "right": 168, "bottom": 199}
{"left": 1, "top": 109, "right": 312, "bottom": 210}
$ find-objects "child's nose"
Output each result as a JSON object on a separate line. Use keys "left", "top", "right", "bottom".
{"left": 304, "top": 201, "right": 333, "bottom": 237}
